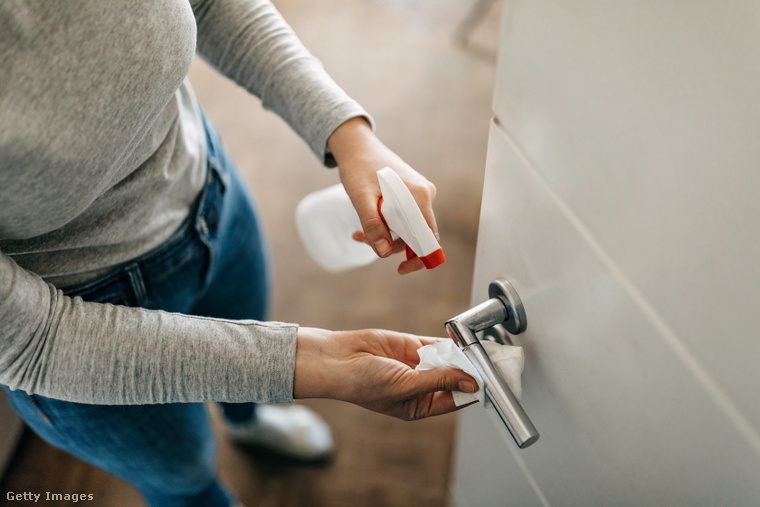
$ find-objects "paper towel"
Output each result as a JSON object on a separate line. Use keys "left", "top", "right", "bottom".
{"left": 416, "top": 340, "right": 485, "bottom": 406}
{"left": 415, "top": 339, "right": 525, "bottom": 407}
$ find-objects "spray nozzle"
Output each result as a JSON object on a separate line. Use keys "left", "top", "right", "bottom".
{"left": 376, "top": 166, "right": 446, "bottom": 269}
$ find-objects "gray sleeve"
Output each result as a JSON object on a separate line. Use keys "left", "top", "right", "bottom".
{"left": 190, "top": 0, "right": 375, "bottom": 166}
{"left": 0, "top": 251, "right": 297, "bottom": 405}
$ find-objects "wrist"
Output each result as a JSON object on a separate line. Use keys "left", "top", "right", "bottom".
{"left": 327, "top": 116, "right": 377, "bottom": 166}
{"left": 293, "top": 327, "right": 341, "bottom": 399}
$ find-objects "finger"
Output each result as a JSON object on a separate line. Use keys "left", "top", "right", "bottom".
{"left": 409, "top": 181, "right": 439, "bottom": 241}
{"left": 382, "top": 331, "right": 446, "bottom": 365}
{"left": 342, "top": 174, "right": 393, "bottom": 257}
{"left": 391, "top": 237, "right": 408, "bottom": 254}
{"left": 398, "top": 256, "right": 425, "bottom": 275}
{"left": 353, "top": 231, "right": 408, "bottom": 255}
{"left": 362, "top": 216, "right": 393, "bottom": 257}
{"left": 413, "top": 391, "right": 458, "bottom": 418}
{"left": 419, "top": 204, "right": 441, "bottom": 242}
{"left": 352, "top": 230, "right": 369, "bottom": 244}
{"left": 394, "top": 333, "right": 452, "bottom": 368}
{"left": 351, "top": 220, "right": 398, "bottom": 254}
{"left": 348, "top": 190, "right": 392, "bottom": 257}
{"left": 410, "top": 367, "right": 478, "bottom": 397}
{"left": 410, "top": 391, "right": 479, "bottom": 419}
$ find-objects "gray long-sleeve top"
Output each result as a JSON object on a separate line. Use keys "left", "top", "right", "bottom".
{"left": 0, "top": 0, "right": 370, "bottom": 405}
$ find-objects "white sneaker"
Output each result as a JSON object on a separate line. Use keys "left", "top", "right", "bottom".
{"left": 224, "top": 405, "right": 333, "bottom": 463}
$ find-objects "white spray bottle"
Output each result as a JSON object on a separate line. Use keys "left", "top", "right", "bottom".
{"left": 376, "top": 166, "right": 446, "bottom": 269}
{"left": 295, "top": 166, "right": 445, "bottom": 272}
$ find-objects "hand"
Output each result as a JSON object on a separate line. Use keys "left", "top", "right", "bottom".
{"left": 293, "top": 327, "right": 478, "bottom": 421}
{"left": 327, "top": 117, "right": 439, "bottom": 275}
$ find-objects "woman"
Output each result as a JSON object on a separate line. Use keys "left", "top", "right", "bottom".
{"left": 0, "top": 1, "right": 477, "bottom": 506}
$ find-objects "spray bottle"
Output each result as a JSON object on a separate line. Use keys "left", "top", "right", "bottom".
{"left": 295, "top": 166, "right": 446, "bottom": 272}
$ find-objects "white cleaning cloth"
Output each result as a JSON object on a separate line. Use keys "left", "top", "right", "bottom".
{"left": 416, "top": 340, "right": 484, "bottom": 406}
{"left": 416, "top": 339, "right": 525, "bottom": 406}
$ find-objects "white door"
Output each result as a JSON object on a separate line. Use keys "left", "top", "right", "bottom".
{"left": 450, "top": 1, "right": 760, "bottom": 506}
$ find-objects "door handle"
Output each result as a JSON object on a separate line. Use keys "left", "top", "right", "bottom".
{"left": 445, "top": 278, "right": 539, "bottom": 448}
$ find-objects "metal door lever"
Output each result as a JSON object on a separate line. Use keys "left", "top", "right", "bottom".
{"left": 445, "top": 278, "right": 539, "bottom": 448}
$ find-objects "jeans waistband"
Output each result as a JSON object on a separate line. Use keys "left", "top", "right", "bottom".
{"left": 63, "top": 120, "right": 228, "bottom": 307}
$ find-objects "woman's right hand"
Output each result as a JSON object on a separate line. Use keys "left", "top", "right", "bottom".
{"left": 326, "top": 117, "right": 439, "bottom": 275}
{"left": 293, "top": 327, "right": 478, "bottom": 421}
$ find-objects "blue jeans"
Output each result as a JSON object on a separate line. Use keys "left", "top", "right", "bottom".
{"left": 3, "top": 116, "right": 270, "bottom": 507}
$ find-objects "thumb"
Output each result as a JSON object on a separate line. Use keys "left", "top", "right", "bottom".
{"left": 411, "top": 368, "right": 478, "bottom": 396}
{"left": 359, "top": 207, "right": 393, "bottom": 258}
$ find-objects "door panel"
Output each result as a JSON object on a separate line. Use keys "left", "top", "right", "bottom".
{"left": 491, "top": 0, "right": 760, "bottom": 428}
{"left": 451, "top": 401, "right": 544, "bottom": 507}
{"left": 450, "top": 123, "right": 760, "bottom": 506}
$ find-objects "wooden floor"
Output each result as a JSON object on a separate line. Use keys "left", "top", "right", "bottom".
{"left": 0, "top": 1, "right": 500, "bottom": 505}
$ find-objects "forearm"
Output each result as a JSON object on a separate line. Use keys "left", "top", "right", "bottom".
{"left": 0, "top": 252, "right": 297, "bottom": 405}
{"left": 191, "top": 0, "right": 373, "bottom": 165}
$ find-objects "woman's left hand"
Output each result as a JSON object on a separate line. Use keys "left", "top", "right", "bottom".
{"left": 293, "top": 327, "right": 477, "bottom": 420}
{"left": 327, "top": 117, "right": 439, "bottom": 275}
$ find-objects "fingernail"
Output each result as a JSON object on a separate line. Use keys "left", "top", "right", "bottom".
{"left": 374, "top": 238, "right": 391, "bottom": 256}
{"left": 459, "top": 381, "right": 477, "bottom": 394}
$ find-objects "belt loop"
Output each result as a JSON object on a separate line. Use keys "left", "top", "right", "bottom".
{"left": 125, "top": 264, "right": 148, "bottom": 308}
{"left": 207, "top": 156, "right": 230, "bottom": 190}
